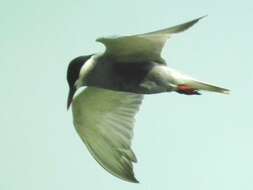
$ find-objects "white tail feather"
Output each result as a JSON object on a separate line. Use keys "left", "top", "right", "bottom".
{"left": 187, "top": 80, "right": 230, "bottom": 94}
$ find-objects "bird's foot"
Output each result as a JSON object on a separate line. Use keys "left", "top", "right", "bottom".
{"left": 176, "top": 84, "right": 201, "bottom": 95}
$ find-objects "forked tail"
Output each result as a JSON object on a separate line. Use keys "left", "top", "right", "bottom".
{"left": 186, "top": 80, "right": 230, "bottom": 94}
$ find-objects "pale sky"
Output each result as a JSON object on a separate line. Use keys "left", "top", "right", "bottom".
{"left": 1, "top": 0, "right": 252, "bottom": 189}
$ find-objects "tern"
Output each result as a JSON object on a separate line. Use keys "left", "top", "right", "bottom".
{"left": 67, "top": 16, "right": 229, "bottom": 183}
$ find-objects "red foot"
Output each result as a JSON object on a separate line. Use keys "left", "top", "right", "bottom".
{"left": 176, "top": 84, "right": 201, "bottom": 95}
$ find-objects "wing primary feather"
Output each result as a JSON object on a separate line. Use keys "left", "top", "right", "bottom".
{"left": 96, "top": 16, "right": 206, "bottom": 64}
{"left": 142, "top": 15, "right": 207, "bottom": 35}
{"left": 72, "top": 87, "right": 143, "bottom": 183}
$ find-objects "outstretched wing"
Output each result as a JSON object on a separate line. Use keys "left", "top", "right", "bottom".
{"left": 97, "top": 16, "right": 206, "bottom": 64}
{"left": 72, "top": 87, "right": 143, "bottom": 183}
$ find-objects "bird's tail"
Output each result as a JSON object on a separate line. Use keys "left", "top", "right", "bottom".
{"left": 186, "top": 79, "right": 230, "bottom": 94}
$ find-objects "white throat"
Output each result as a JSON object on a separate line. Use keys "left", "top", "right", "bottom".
{"left": 75, "top": 54, "right": 101, "bottom": 88}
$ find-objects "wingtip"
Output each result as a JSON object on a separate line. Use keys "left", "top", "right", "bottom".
{"left": 133, "top": 178, "right": 140, "bottom": 183}
{"left": 191, "top": 15, "right": 208, "bottom": 25}
{"left": 114, "top": 173, "right": 139, "bottom": 183}
{"left": 198, "top": 15, "right": 208, "bottom": 20}
{"left": 167, "top": 15, "right": 208, "bottom": 34}
{"left": 128, "top": 176, "right": 140, "bottom": 183}
{"left": 222, "top": 89, "right": 230, "bottom": 95}
{"left": 121, "top": 170, "right": 140, "bottom": 183}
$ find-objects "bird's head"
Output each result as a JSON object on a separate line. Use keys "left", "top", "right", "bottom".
{"left": 66, "top": 55, "right": 93, "bottom": 109}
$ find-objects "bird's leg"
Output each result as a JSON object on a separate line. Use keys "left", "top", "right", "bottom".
{"left": 176, "top": 84, "right": 201, "bottom": 95}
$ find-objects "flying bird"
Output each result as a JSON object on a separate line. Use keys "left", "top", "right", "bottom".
{"left": 66, "top": 16, "right": 229, "bottom": 183}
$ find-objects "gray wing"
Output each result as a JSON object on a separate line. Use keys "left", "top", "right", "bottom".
{"left": 72, "top": 87, "right": 143, "bottom": 183}
{"left": 97, "top": 16, "right": 206, "bottom": 64}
